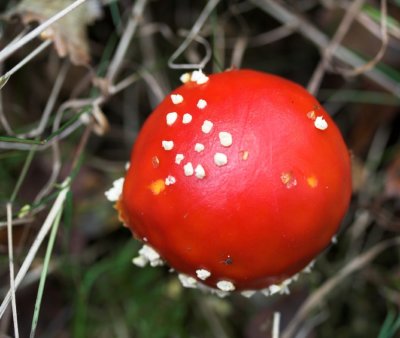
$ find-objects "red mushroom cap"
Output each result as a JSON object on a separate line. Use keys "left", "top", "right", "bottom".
{"left": 117, "top": 69, "right": 352, "bottom": 292}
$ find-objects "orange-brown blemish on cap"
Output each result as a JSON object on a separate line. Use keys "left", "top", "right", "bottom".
{"left": 240, "top": 150, "right": 249, "bottom": 161}
{"left": 152, "top": 156, "right": 160, "bottom": 168}
{"left": 306, "top": 110, "right": 316, "bottom": 120}
{"left": 149, "top": 179, "right": 166, "bottom": 195}
{"left": 114, "top": 199, "right": 128, "bottom": 227}
{"left": 281, "top": 171, "right": 297, "bottom": 189}
{"left": 307, "top": 175, "right": 318, "bottom": 188}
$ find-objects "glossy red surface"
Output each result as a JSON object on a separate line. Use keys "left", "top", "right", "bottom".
{"left": 118, "top": 69, "right": 352, "bottom": 290}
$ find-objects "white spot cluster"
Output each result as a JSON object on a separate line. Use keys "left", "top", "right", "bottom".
{"left": 175, "top": 266, "right": 313, "bottom": 298}
{"left": 214, "top": 153, "right": 228, "bottom": 166}
{"left": 219, "top": 132, "right": 233, "bottom": 147}
{"left": 178, "top": 273, "right": 198, "bottom": 288}
{"left": 191, "top": 70, "right": 209, "bottom": 84}
{"left": 162, "top": 140, "right": 174, "bottom": 151}
{"left": 254, "top": 260, "right": 316, "bottom": 297}
{"left": 303, "top": 260, "right": 315, "bottom": 273}
{"left": 174, "top": 259, "right": 317, "bottom": 298}
{"left": 195, "top": 164, "right": 206, "bottom": 179}
{"left": 240, "top": 290, "right": 256, "bottom": 298}
{"left": 216, "top": 280, "right": 236, "bottom": 292}
{"left": 164, "top": 110, "right": 197, "bottom": 127}
{"left": 314, "top": 116, "right": 328, "bottom": 130}
{"left": 166, "top": 112, "right": 178, "bottom": 126}
{"left": 201, "top": 120, "right": 213, "bottom": 134}
{"left": 180, "top": 72, "right": 191, "bottom": 84}
{"left": 132, "top": 256, "right": 147, "bottom": 268}
{"left": 159, "top": 84, "right": 233, "bottom": 191}
{"left": 182, "top": 113, "right": 192, "bottom": 124}
{"left": 197, "top": 99, "right": 207, "bottom": 109}
{"left": 105, "top": 177, "right": 124, "bottom": 202}
{"left": 196, "top": 269, "right": 211, "bottom": 280}
{"left": 165, "top": 175, "right": 176, "bottom": 186}
{"left": 194, "top": 143, "right": 205, "bottom": 152}
{"left": 180, "top": 70, "right": 209, "bottom": 85}
{"left": 132, "top": 245, "right": 164, "bottom": 267}
{"left": 175, "top": 154, "right": 185, "bottom": 164}
{"left": 141, "top": 77, "right": 251, "bottom": 293}
{"left": 171, "top": 94, "right": 183, "bottom": 104}
{"left": 184, "top": 162, "right": 194, "bottom": 176}
{"left": 267, "top": 281, "right": 291, "bottom": 296}
{"left": 177, "top": 273, "right": 230, "bottom": 298}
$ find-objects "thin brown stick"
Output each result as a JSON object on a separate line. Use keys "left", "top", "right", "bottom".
{"left": 168, "top": 0, "right": 221, "bottom": 69}
{"left": 281, "top": 236, "right": 400, "bottom": 338}
{"left": 250, "top": 0, "right": 400, "bottom": 98}
{"left": 339, "top": 0, "right": 388, "bottom": 76}
{"left": 106, "top": 0, "right": 148, "bottom": 85}
{"left": 307, "top": 0, "right": 366, "bottom": 95}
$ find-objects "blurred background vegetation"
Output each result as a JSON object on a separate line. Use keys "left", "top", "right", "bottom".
{"left": 0, "top": 0, "right": 400, "bottom": 337}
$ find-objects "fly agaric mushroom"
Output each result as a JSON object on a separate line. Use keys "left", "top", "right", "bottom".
{"left": 115, "top": 69, "right": 352, "bottom": 295}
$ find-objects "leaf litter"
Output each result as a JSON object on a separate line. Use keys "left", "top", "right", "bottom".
{"left": 4, "top": 0, "right": 102, "bottom": 65}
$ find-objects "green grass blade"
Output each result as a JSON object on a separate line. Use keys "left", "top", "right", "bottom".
{"left": 41, "top": 108, "right": 90, "bottom": 144}
{"left": 29, "top": 206, "right": 63, "bottom": 338}
{"left": 109, "top": 0, "right": 122, "bottom": 31}
{"left": 0, "top": 136, "right": 42, "bottom": 145}
{"left": 362, "top": 4, "right": 400, "bottom": 31}
{"left": 378, "top": 309, "right": 400, "bottom": 338}
{"left": 0, "top": 107, "right": 91, "bottom": 146}
{"left": 9, "top": 144, "right": 38, "bottom": 202}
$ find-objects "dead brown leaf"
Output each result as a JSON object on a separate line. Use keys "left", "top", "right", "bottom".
{"left": 5, "top": 0, "right": 102, "bottom": 65}
{"left": 385, "top": 154, "right": 400, "bottom": 199}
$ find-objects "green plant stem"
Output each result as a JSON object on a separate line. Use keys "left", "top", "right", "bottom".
{"left": 29, "top": 207, "right": 63, "bottom": 338}
{"left": 9, "top": 144, "right": 37, "bottom": 202}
